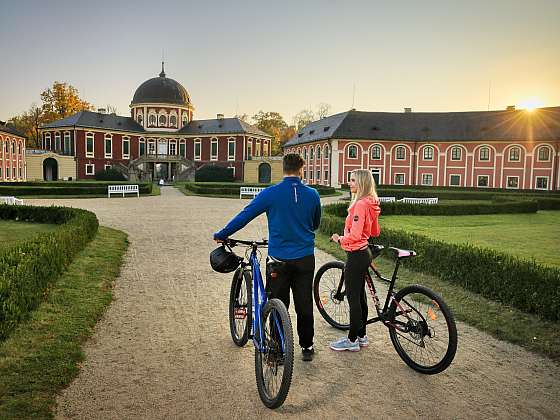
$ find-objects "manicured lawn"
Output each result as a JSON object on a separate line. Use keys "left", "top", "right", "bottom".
{"left": 380, "top": 210, "right": 560, "bottom": 267}
{"left": 0, "top": 226, "right": 128, "bottom": 419}
{"left": 0, "top": 220, "right": 59, "bottom": 248}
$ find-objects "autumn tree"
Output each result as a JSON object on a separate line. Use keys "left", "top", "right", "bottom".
{"left": 252, "top": 111, "right": 288, "bottom": 155}
{"left": 8, "top": 104, "right": 42, "bottom": 147}
{"left": 40, "top": 81, "right": 93, "bottom": 121}
{"left": 293, "top": 103, "right": 332, "bottom": 131}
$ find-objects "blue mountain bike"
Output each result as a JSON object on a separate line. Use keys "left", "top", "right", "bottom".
{"left": 225, "top": 238, "right": 294, "bottom": 409}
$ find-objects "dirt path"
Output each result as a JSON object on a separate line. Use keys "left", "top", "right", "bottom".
{"left": 28, "top": 188, "right": 560, "bottom": 419}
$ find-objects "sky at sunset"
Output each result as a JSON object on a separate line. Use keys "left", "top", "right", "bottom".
{"left": 1, "top": 0, "right": 559, "bottom": 123}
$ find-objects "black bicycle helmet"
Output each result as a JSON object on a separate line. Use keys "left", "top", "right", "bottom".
{"left": 210, "top": 245, "right": 241, "bottom": 273}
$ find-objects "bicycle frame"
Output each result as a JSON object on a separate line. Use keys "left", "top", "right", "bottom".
{"left": 235, "top": 240, "right": 286, "bottom": 354}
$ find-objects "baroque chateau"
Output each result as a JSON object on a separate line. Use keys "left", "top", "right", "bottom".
{"left": 37, "top": 63, "right": 272, "bottom": 182}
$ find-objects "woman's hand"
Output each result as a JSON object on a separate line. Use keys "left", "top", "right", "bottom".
{"left": 331, "top": 233, "right": 340, "bottom": 243}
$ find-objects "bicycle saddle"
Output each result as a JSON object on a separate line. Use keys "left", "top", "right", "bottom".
{"left": 389, "top": 247, "right": 417, "bottom": 259}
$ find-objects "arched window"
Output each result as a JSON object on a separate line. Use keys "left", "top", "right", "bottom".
{"left": 316, "top": 145, "right": 321, "bottom": 159}
{"left": 159, "top": 114, "right": 167, "bottom": 126}
{"left": 303, "top": 148, "right": 307, "bottom": 159}
{"left": 423, "top": 146, "right": 433, "bottom": 160}
{"left": 170, "top": 115, "right": 177, "bottom": 127}
{"left": 182, "top": 114, "right": 188, "bottom": 127}
{"left": 479, "top": 147, "right": 489, "bottom": 161}
{"left": 137, "top": 114, "right": 143, "bottom": 124}
{"left": 509, "top": 147, "right": 520, "bottom": 161}
{"left": 538, "top": 147, "right": 550, "bottom": 161}
{"left": 347, "top": 145, "right": 358, "bottom": 159}
{"left": 45, "top": 132, "right": 51, "bottom": 150}
{"left": 310, "top": 146, "right": 314, "bottom": 160}
{"left": 371, "top": 145, "right": 381, "bottom": 160}
{"left": 395, "top": 146, "right": 405, "bottom": 160}
{"left": 451, "top": 146, "right": 461, "bottom": 161}
{"left": 149, "top": 115, "right": 156, "bottom": 126}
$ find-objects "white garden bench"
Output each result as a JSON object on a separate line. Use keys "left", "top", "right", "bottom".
{"left": 378, "top": 196, "right": 396, "bottom": 203}
{"left": 0, "top": 196, "right": 24, "bottom": 205}
{"left": 398, "top": 197, "right": 439, "bottom": 205}
{"left": 108, "top": 184, "right": 139, "bottom": 198}
{"left": 240, "top": 186, "right": 265, "bottom": 199}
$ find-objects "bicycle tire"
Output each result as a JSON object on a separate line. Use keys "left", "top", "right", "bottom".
{"left": 229, "top": 268, "right": 252, "bottom": 347}
{"left": 255, "top": 298, "right": 294, "bottom": 409}
{"left": 388, "top": 284, "right": 457, "bottom": 374}
{"left": 313, "top": 261, "right": 350, "bottom": 330}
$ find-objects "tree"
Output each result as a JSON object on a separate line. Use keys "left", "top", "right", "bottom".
{"left": 252, "top": 111, "right": 288, "bottom": 156}
{"left": 316, "top": 103, "right": 331, "bottom": 119}
{"left": 292, "top": 109, "right": 315, "bottom": 131}
{"left": 40, "top": 81, "right": 93, "bottom": 121}
{"left": 8, "top": 104, "right": 43, "bottom": 148}
{"left": 235, "top": 113, "right": 249, "bottom": 122}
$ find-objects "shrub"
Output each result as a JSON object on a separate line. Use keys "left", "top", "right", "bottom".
{"left": 0, "top": 205, "right": 99, "bottom": 339}
{"left": 95, "top": 168, "right": 126, "bottom": 181}
{"left": 318, "top": 212, "right": 560, "bottom": 321}
{"left": 184, "top": 182, "right": 336, "bottom": 196}
{"left": 0, "top": 183, "right": 151, "bottom": 196}
{"left": 195, "top": 165, "right": 234, "bottom": 182}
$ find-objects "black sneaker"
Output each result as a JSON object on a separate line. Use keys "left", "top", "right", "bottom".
{"left": 302, "top": 347, "right": 314, "bottom": 362}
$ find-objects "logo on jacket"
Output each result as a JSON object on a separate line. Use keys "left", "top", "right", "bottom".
{"left": 353, "top": 215, "right": 359, "bottom": 221}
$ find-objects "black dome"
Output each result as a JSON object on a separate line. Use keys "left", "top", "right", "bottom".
{"left": 132, "top": 66, "right": 190, "bottom": 106}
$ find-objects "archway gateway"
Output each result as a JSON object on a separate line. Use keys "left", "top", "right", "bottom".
{"left": 258, "top": 162, "right": 271, "bottom": 183}
{"left": 43, "top": 157, "right": 58, "bottom": 181}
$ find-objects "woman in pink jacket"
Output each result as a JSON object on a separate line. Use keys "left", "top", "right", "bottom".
{"left": 330, "top": 169, "right": 381, "bottom": 352}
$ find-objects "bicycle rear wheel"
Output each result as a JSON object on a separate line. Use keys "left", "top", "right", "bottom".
{"left": 388, "top": 284, "right": 457, "bottom": 374}
{"left": 313, "top": 261, "right": 350, "bottom": 330}
{"left": 229, "top": 268, "right": 252, "bottom": 346}
{"left": 255, "top": 298, "right": 294, "bottom": 409}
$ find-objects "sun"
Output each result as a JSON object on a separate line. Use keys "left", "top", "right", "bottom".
{"left": 517, "top": 98, "right": 544, "bottom": 112}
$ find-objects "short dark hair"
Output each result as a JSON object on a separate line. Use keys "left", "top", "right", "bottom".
{"left": 283, "top": 153, "right": 305, "bottom": 174}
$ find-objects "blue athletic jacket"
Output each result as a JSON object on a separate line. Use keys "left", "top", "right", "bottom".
{"left": 214, "top": 177, "right": 321, "bottom": 260}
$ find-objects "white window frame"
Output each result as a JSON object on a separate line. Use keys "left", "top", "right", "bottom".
{"left": 395, "top": 146, "right": 406, "bottom": 160}
{"left": 449, "top": 174, "right": 461, "bottom": 186}
{"left": 63, "top": 131, "right": 71, "bottom": 154}
{"left": 479, "top": 147, "right": 490, "bottom": 161}
{"left": 169, "top": 140, "right": 177, "bottom": 156}
{"left": 508, "top": 147, "right": 520, "bottom": 162}
{"left": 477, "top": 175, "right": 489, "bottom": 187}
{"left": 104, "top": 164, "right": 112, "bottom": 171}
{"left": 104, "top": 134, "right": 113, "bottom": 158}
{"left": 506, "top": 176, "right": 519, "bottom": 189}
{"left": 179, "top": 140, "right": 186, "bottom": 158}
{"left": 148, "top": 140, "right": 156, "bottom": 155}
{"left": 158, "top": 113, "right": 167, "bottom": 127}
{"left": 371, "top": 145, "right": 381, "bottom": 160}
{"left": 85, "top": 164, "right": 95, "bottom": 175}
{"left": 44, "top": 132, "right": 51, "bottom": 150}
{"left": 346, "top": 171, "right": 352, "bottom": 183}
{"left": 55, "top": 132, "right": 61, "bottom": 151}
{"left": 85, "top": 132, "right": 95, "bottom": 158}
{"left": 122, "top": 137, "right": 130, "bottom": 159}
{"left": 247, "top": 139, "right": 253, "bottom": 158}
{"left": 451, "top": 147, "right": 461, "bottom": 161}
{"left": 310, "top": 146, "right": 314, "bottom": 160}
{"left": 535, "top": 176, "right": 548, "bottom": 190}
{"left": 423, "top": 146, "right": 434, "bottom": 160}
{"left": 169, "top": 114, "right": 177, "bottom": 128}
{"left": 316, "top": 145, "right": 321, "bottom": 160}
{"left": 394, "top": 173, "right": 405, "bottom": 185}
{"left": 324, "top": 170, "right": 329, "bottom": 181}
{"left": 139, "top": 138, "right": 146, "bottom": 155}
{"left": 194, "top": 139, "right": 202, "bottom": 161}
{"left": 303, "top": 147, "right": 307, "bottom": 160}
{"left": 210, "top": 138, "right": 218, "bottom": 161}
{"left": 148, "top": 113, "right": 157, "bottom": 126}
{"left": 421, "top": 173, "right": 433, "bottom": 186}
{"left": 228, "top": 138, "right": 236, "bottom": 161}
{"left": 537, "top": 147, "right": 551, "bottom": 162}
{"left": 347, "top": 145, "right": 358, "bottom": 159}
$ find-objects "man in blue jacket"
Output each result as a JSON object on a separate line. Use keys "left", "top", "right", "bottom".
{"left": 214, "top": 153, "right": 321, "bottom": 361}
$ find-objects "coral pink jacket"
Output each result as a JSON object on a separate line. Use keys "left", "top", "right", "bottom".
{"left": 339, "top": 196, "right": 381, "bottom": 252}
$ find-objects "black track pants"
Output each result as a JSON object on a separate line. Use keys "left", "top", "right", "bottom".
{"left": 344, "top": 248, "right": 373, "bottom": 342}
{"left": 266, "top": 254, "right": 315, "bottom": 349}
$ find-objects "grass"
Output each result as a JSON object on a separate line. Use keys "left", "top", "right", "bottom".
{"left": 315, "top": 233, "right": 560, "bottom": 363}
{"left": 0, "top": 226, "right": 128, "bottom": 419}
{"left": 380, "top": 210, "right": 560, "bottom": 267}
{"left": 0, "top": 220, "right": 60, "bottom": 248}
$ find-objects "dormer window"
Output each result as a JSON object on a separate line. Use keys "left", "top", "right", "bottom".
{"left": 159, "top": 115, "right": 166, "bottom": 127}
{"left": 170, "top": 115, "right": 177, "bottom": 127}
{"left": 309, "top": 130, "right": 315, "bottom": 135}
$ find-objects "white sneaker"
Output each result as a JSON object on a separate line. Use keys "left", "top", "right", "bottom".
{"left": 358, "top": 335, "right": 369, "bottom": 347}
{"left": 329, "top": 337, "right": 360, "bottom": 352}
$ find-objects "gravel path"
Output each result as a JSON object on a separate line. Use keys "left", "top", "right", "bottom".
{"left": 28, "top": 188, "right": 560, "bottom": 419}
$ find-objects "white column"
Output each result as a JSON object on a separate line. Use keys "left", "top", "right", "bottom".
{"left": 330, "top": 140, "right": 340, "bottom": 188}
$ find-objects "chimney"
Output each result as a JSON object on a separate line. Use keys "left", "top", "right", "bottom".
{"left": 506, "top": 105, "right": 516, "bottom": 111}
{"left": 217, "top": 113, "right": 224, "bottom": 120}
{"left": 404, "top": 107, "right": 412, "bottom": 113}
{"left": 97, "top": 108, "right": 107, "bottom": 114}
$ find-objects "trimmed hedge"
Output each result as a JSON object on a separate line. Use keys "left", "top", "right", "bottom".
{"left": 184, "top": 182, "right": 336, "bottom": 196}
{"left": 324, "top": 199, "right": 538, "bottom": 217}
{"left": 319, "top": 212, "right": 560, "bottom": 321}
{"left": 95, "top": 168, "right": 127, "bottom": 181}
{"left": 0, "top": 204, "right": 99, "bottom": 339}
{"left": 195, "top": 165, "right": 234, "bottom": 182}
{"left": 0, "top": 183, "right": 152, "bottom": 196}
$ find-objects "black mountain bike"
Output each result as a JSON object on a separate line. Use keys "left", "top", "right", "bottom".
{"left": 314, "top": 244, "right": 457, "bottom": 374}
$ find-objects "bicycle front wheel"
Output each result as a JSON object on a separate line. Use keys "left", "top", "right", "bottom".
{"left": 388, "top": 284, "right": 457, "bottom": 374}
{"left": 229, "top": 268, "right": 252, "bottom": 346}
{"left": 255, "top": 298, "right": 294, "bottom": 409}
{"left": 313, "top": 261, "right": 350, "bottom": 330}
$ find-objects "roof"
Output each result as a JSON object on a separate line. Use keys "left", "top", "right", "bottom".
{"left": 131, "top": 63, "right": 191, "bottom": 106}
{"left": 41, "top": 111, "right": 270, "bottom": 137}
{"left": 284, "top": 107, "right": 560, "bottom": 146}
{"left": 0, "top": 123, "right": 26, "bottom": 138}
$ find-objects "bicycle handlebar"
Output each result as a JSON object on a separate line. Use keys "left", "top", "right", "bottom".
{"left": 223, "top": 238, "right": 268, "bottom": 247}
